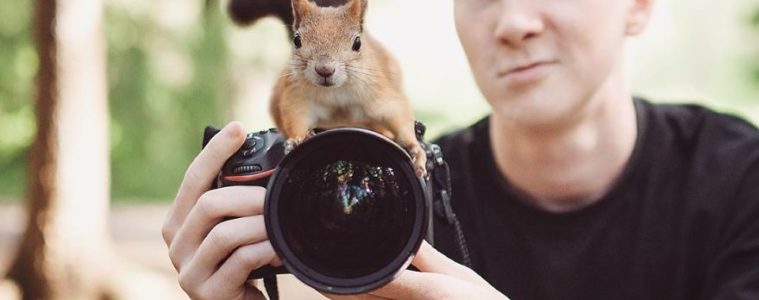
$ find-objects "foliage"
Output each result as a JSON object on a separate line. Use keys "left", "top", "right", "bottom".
{"left": 753, "top": 8, "right": 759, "bottom": 83}
{"left": 0, "top": 1, "right": 34, "bottom": 199}
{"left": 105, "top": 5, "right": 229, "bottom": 200}
{"left": 0, "top": 2, "right": 231, "bottom": 202}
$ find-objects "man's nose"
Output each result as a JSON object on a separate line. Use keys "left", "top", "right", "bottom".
{"left": 493, "top": 1, "right": 544, "bottom": 47}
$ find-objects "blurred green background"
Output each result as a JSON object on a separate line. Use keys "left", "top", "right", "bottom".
{"left": 1, "top": 0, "right": 758, "bottom": 203}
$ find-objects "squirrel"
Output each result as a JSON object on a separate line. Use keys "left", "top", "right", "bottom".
{"left": 226, "top": 0, "right": 427, "bottom": 177}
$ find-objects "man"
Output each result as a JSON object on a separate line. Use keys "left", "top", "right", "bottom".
{"left": 162, "top": 0, "right": 759, "bottom": 299}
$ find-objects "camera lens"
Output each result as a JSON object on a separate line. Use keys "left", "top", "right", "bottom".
{"left": 265, "top": 129, "right": 426, "bottom": 294}
{"left": 281, "top": 160, "right": 413, "bottom": 278}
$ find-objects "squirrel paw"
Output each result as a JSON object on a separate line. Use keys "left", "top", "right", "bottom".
{"left": 284, "top": 138, "right": 303, "bottom": 155}
{"left": 410, "top": 146, "right": 428, "bottom": 178}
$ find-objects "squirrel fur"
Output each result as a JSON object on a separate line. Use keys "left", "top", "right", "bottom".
{"left": 227, "top": 0, "right": 427, "bottom": 176}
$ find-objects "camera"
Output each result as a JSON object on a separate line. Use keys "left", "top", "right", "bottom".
{"left": 202, "top": 122, "right": 452, "bottom": 295}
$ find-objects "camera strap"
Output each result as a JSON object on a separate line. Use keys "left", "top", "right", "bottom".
{"left": 263, "top": 276, "right": 279, "bottom": 300}
{"left": 429, "top": 145, "right": 473, "bottom": 268}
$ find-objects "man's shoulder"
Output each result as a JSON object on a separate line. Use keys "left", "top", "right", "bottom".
{"left": 431, "top": 116, "right": 490, "bottom": 156}
{"left": 639, "top": 99, "right": 759, "bottom": 212}
{"left": 630, "top": 100, "right": 759, "bottom": 297}
{"left": 639, "top": 99, "right": 759, "bottom": 166}
{"left": 641, "top": 99, "right": 759, "bottom": 150}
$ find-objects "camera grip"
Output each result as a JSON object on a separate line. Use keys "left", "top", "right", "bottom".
{"left": 249, "top": 265, "right": 289, "bottom": 279}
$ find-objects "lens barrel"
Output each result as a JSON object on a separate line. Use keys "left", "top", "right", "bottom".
{"left": 264, "top": 128, "right": 428, "bottom": 294}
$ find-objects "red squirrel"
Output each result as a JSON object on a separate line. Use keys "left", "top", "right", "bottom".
{"left": 227, "top": 0, "right": 427, "bottom": 177}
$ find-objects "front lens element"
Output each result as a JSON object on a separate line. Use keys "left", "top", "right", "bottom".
{"left": 279, "top": 158, "right": 415, "bottom": 278}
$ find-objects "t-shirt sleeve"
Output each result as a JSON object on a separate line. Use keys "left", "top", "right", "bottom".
{"left": 702, "top": 159, "right": 759, "bottom": 299}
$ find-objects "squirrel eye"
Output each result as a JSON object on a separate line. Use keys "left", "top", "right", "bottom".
{"left": 294, "top": 33, "right": 302, "bottom": 49}
{"left": 352, "top": 36, "right": 361, "bottom": 52}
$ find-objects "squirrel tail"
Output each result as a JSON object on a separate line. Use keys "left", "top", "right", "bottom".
{"left": 227, "top": 0, "right": 349, "bottom": 27}
{"left": 227, "top": 0, "right": 294, "bottom": 26}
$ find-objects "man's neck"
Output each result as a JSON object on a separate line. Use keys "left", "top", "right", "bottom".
{"left": 489, "top": 74, "right": 638, "bottom": 213}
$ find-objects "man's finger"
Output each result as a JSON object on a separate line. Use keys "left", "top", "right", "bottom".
{"left": 369, "top": 271, "right": 460, "bottom": 300}
{"left": 163, "top": 121, "right": 246, "bottom": 245}
{"left": 184, "top": 215, "right": 269, "bottom": 280}
{"left": 206, "top": 241, "right": 279, "bottom": 292}
{"left": 411, "top": 241, "right": 487, "bottom": 286}
{"left": 326, "top": 292, "right": 390, "bottom": 300}
{"left": 168, "top": 185, "right": 266, "bottom": 269}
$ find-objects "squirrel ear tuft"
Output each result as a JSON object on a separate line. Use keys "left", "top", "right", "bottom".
{"left": 345, "top": 0, "right": 366, "bottom": 24}
{"left": 292, "top": 0, "right": 313, "bottom": 29}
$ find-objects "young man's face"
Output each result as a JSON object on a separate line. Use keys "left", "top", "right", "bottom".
{"left": 454, "top": 0, "right": 650, "bottom": 127}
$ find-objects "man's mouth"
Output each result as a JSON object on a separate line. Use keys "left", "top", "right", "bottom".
{"left": 499, "top": 61, "right": 556, "bottom": 77}
{"left": 493, "top": 60, "right": 558, "bottom": 87}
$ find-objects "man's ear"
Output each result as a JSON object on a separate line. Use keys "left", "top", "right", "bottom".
{"left": 625, "top": 0, "right": 654, "bottom": 36}
{"left": 345, "top": 0, "right": 367, "bottom": 24}
{"left": 292, "top": 0, "right": 314, "bottom": 29}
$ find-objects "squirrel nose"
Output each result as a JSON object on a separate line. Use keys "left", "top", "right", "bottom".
{"left": 315, "top": 65, "right": 335, "bottom": 78}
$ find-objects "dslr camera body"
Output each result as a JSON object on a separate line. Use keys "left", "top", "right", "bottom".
{"left": 202, "top": 122, "right": 457, "bottom": 295}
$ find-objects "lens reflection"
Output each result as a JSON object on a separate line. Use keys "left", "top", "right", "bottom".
{"left": 278, "top": 159, "right": 415, "bottom": 279}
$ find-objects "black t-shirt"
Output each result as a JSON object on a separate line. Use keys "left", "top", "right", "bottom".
{"left": 431, "top": 98, "right": 759, "bottom": 300}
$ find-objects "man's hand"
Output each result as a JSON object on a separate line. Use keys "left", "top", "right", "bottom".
{"left": 162, "top": 122, "right": 280, "bottom": 300}
{"left": 328, "top": 241, "right": 509, "bottom": 300}
{"left": 161, "top": 121, "right": 506, "bottom": 300}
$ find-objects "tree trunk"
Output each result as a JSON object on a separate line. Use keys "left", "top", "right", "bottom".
{"left": 5, "top": 0, "right": 113, "bottom": 298}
